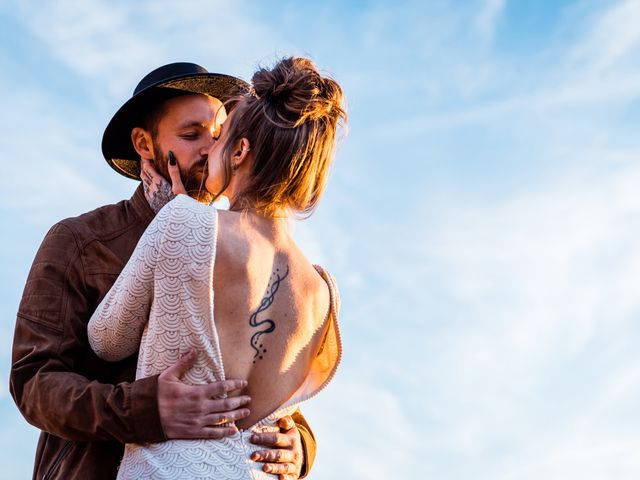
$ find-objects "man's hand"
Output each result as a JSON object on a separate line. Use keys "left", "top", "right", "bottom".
{"left": 158, "top": 350, "right": 251, "bottom": 439}
{"left": 250, "top": 416, "right": 303, "bottom": 480}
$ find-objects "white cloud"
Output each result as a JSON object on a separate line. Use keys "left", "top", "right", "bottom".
{"left": 0, "top": 82, "right": 121, "bottom": 226}
{"left": 474, "top": 0, "right": 506, "bottom": 45}
{"left": 403, "top": 152, "right": 640, "bottom": 477}
{"left": 8, "top": 0, "right": 285, "bottom": 101}
{"left": 569, "top": 0, "right": 640, "bottom": 74}
{"left": 371, "top": 0, "right": 640, "bottom": 139}
{"left": 3, "top": 1, "right": 640, "bottom": 478}
{"left": 304, "top": 378, "right": 421, "bottom": 479}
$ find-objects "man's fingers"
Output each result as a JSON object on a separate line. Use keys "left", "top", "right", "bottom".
{"left": 160, "top": 349, "right": 196, "bottom": 381}
{"left": 203, "top": 379, "right": 248, "bottom": 398}
{"left": 203, "top": 405, "right": 250, "bottom": 425}
{"left": 202, "top": 425, "right": 238, "bottom": 440}
{"left": 250, "top": 432, "right": 292, "bottom": 448}
{"left": 208, "top": 394, "right": 251, "bottom": 413}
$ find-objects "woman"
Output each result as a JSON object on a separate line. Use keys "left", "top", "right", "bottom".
{"left": 87, "top": 56, "right": 346, "bottom": 479}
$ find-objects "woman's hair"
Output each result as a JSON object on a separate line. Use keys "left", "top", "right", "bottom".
{"left": 214, "top": 56, "right": 347, "bottom": 217}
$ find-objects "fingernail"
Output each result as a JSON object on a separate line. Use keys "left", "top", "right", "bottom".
{"left": 250, "top": 452, "right": 259, "bottom": 461}
{"left": 251, "top": 435, "right": 259, "bottom": 443}
{"left": 168, "top": 151, "right": 176, "bottom": 166}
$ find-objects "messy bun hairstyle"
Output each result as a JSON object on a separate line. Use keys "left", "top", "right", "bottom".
{"left": 215, "top": 56, "right": 347, "bottom": 217}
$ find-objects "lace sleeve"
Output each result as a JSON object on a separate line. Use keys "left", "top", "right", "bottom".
{"left": 87, "top": 208, "right": 169, "bottom": 362}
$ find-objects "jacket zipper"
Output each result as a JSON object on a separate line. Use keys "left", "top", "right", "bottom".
{"left": 42, "top": 441, "right": 72, "bottom": 480}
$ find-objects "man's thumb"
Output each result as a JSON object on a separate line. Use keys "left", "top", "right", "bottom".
{"left": 162, "top": 349, "right": 196, "bottom": 381}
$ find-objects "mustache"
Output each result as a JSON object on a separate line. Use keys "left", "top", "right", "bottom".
{"left": 187, "top": 157, "right": 208, "bottom": 175}
{"left": 182, "top": 157, "right": 208, "bottom": 185}
{"left": 182, "top": 157, "right": 211, "bottom": 202}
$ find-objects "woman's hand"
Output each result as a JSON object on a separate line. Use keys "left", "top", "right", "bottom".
{"left": 141, "top": 158, "right": 175, "bottom": 213}
{"left": 141, "top": 151, "right": 186, "bottom": 213}
{"left": 166, "top": 151, "right": 187, "bottom": 195}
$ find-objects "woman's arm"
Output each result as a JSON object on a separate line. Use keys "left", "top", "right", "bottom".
{"left": 87, "top": 212, "right": 165, "bottom": 361}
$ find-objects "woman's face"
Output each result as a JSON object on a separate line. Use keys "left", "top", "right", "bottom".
{"left": 205, "top": 108, "right": 235, "bottom": 197}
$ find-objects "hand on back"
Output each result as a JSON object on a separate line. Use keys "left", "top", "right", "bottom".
{"left": 157, "top": 349, "right": 251, "bottom": 439}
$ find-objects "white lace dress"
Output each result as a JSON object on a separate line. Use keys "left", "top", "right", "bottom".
{"left": 87, "top": 195, "right": 342, "bottom": 480}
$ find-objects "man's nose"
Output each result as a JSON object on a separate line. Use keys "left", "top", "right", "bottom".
{"left": 199, "top": 138, "right": 213, "bottom": 156}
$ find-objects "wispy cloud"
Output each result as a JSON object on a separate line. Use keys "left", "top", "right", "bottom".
{"left": 569, "top": 0, "right": 640, "bottom": 74}
{"left": 7, "top": 0, "right": 285, "bottom": 100}
{"left": 374, "top": 0, "right": 640, "bottom": 138}
{"left": 409, "top": 152, "right": 640, "bottom": 477}
{"left": 304, "top": 378, "right": 421, "bottom": 479}
{"left": 3, "top": 1, "right": 640, "bottom": 478}
{"left": 474, "top": 0, "right": 506, "bottom": 45}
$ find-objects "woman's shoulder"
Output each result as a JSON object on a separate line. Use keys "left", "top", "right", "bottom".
{"left": 156, "top": 194, "right": 217, "bottom": 219}
{"left": 172, "top": 194, "right": 216, "bottom": 210}
{"left": 150, "top": 195, "right": 218, "bottom": 238}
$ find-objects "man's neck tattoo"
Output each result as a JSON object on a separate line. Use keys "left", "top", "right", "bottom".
{"left": 249, "top": 265, "right": 290, "bottom": 363}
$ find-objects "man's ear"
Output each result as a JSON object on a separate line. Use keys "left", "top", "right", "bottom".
{"left": 232, "top": 137, "right": 252, "bottom": 169}
{"left": 131, "top": 127, "right": 154, "bottom": 160}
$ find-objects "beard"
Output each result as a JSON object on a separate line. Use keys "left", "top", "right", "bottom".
{"left": 152, "top": 140, "right": 214, "bottom": 204}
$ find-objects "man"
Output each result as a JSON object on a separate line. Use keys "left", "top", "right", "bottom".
{"left": 10, "top": 62, "right": 314, "bottom": 480}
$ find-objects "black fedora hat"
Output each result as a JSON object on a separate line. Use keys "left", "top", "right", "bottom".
{"left": 102, "top": 62, "right": 250, "bottom": 180}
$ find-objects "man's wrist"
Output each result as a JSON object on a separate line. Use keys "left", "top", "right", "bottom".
{"left": 131, "top": 374, "right": 166, "bottom": 442}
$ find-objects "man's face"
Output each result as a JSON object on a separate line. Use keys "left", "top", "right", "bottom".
{"left": 151, "top": 94, "right": 227, "bottom": 202}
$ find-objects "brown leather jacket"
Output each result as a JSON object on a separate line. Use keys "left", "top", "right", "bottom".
{"left": 10, "top": 185, "right": 316, "bottom": 479}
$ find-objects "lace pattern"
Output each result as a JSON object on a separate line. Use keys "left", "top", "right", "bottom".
{"left": 88, "top": 194, "right": 342, "bottom": 480}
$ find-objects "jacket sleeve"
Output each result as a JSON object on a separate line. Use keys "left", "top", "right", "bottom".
{"left": 292, "top": 409, "right": 316, "bottom": 478}
{"left": 9, "top": 222, "right": 166, "bottom": 444}
{"left": 88, "top": 221, "right": 159, "bottom": 361}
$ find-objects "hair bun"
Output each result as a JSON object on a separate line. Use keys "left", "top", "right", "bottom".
{"left": 251, "top": 57, "right": 344, "bottom": 128}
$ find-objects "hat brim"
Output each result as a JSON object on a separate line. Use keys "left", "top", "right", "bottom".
{"left": 102, "top": 73, "right": 249, "bottom": 180}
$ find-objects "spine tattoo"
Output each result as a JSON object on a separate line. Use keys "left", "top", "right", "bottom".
{"left": 249, "top": 265, "right": 290, "bottom": 363}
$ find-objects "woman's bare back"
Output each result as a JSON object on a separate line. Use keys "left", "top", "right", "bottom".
{"left": 213, "top": 210, "right": 331, "bottom": 429}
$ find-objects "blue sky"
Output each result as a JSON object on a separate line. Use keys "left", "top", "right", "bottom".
{"left": 1, "top": 0, "right": 640, "bottom": 478}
